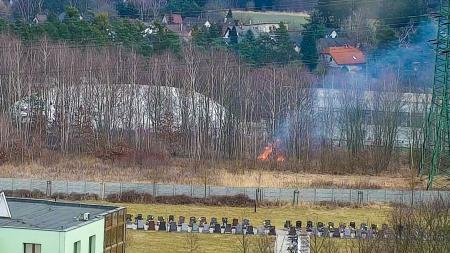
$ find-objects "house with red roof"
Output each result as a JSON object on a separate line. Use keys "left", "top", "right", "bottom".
{"left": 162, "top": 14, "right": 184, "bottom": 33}
{"left": 321, "top": 45, "right": 366, "bottom": 72}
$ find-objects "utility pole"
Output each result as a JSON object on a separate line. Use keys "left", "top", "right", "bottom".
{"left": 420, "top": 0, "right": 450, "bottom": 190}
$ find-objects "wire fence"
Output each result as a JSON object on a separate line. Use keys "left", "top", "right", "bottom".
{"left": 0, "top": 177, "right": 448, "bottom": 205}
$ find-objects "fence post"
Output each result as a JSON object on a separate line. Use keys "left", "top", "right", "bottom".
{"left": 331, "top": 189, "right": 335, "bottom": 202}
{"left": 349, "top": 189, "right": 352, "bottom": 203}
{"left": 66, "top": 181, "right": 69, "bottom": 194}
{"left": 255, "top": 188, "right": 259, "bottom": 213}
{"left": 172, "top": 184, "right": 175, "bottom": 196}
{"left": 357, "top": 191, "right": 363, "bottom": 204}
{"left": 367, "top": 190, "right": 369, "bottom": 203}
{"left": 11, "top": 178, "right": 14, "bottom": 192}
{"left": 100, "top": 182, "right": 105, "bottom": 200}
{"left": 293, "top": 190, "right": 299, "bottom": 206}
{"left": 84, "top": 181, "right": 87, "bottom": 194}
{"left": 46, "top": 181, "right": 52, "bottom": 197}
{"left": 29, "top": 179, "right": 32, "bottom": 192}
{"left": 314, "top": 189, "right": 317, "bottom": 203}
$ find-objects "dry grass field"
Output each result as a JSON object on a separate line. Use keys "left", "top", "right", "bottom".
{"left": 0, "top": 156, "right": 430, "bottom": 190}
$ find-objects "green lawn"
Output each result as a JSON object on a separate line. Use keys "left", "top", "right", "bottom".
{"left": 124, "top": 203, "right": 390, "bottom": 228}
{"left": 107, "top": 202, "right": 390, "bottom": 253}
{"left": 232, "top": 10, "right": 309, "bottom": 30}
{"left": 126, "top": 231, "right": 263, "bottom": 253}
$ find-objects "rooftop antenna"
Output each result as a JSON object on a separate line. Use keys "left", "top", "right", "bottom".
{"left": 420, "top": 0, "right": 450, "bottom": 190}
{"left": 0, "top": 192, "right": 11, "bottom": 218}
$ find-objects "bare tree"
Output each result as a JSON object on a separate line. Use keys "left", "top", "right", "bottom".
{"left": 339, "top": 79, "right": 367, "bottom": 165}
{"left": 183, "top": 232, "right": 199, "bottom": 253}
{"left": 371, "top": 73, "right": 403, "bottom": 172}
{"left": 129, "top": 0, "right": 167, "bottom": 21}
{"left": 236, "top": 232, "right": 251, "bottom": 253}
{"left": 253, "top": 235, "right": 274, "bottom": 253}
{"left": 14, "top": 0, "right": 43, "bottom": 22}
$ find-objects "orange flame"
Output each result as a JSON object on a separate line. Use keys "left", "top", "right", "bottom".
{"left": 257, "top": 139, "right": 286, "bottom": 162}
{"left": 257, "top": 145, "right": 273, "bottom": 161}
{"left": 276, "top": 154, "right": 286, "bottom": 162}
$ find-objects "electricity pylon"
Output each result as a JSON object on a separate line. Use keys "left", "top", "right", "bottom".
{"left": 421, "top": 1, "right": 450, "bottom": 190}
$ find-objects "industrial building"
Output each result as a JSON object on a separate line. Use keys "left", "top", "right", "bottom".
{"left": 0, "top": 193, "right": 126, "bottom": 253}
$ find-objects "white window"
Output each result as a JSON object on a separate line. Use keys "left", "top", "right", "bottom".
{"left": 24, "top": 243, "right": 41, "bottom": 253}
{"left": 74, "top": 241, "right": 81, "bottom": 253}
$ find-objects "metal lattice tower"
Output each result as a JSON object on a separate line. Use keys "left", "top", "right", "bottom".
{"left": 421, "top": 1, "right": 450, "bottom": 190}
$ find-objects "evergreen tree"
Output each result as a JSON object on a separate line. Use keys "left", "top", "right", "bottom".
{"left": 378, "top": 0, "right": 426, "bottom": 28}
{"left": 273, "top": 22, "right": 295, "bottom": 64}
{"left": 165, "top": 0, "right": 201, "bottom": 17}
{"left": 229, "top": 26, "right": 238, "bottom": 45}
{"left": 375, "top": 21, "right": 396, "bottom": 47}
{"left": 255, "top": 0, "right": 274, "bottom": 10}
{"left": 192, "top": 23, "right": 224, "bottom": 48}
{"left": 0, "top": 19, "right": 7, "bottom": 33}
{"left": 116, "top": 1, "right": 140, "bottom": 19}
{"left": 93, "top": 13, "right": 109, "bottom": 31}
{"left": 237, "top": 23, "right": 296, "bottom": 66}
{"left": 152, "top": 23, "right": 182, "bottom": 55}
{"left": 317, "top": 0, "right": 352, "bottom": 28}
{"left": 300, "top": 11, "right": 325, "bottom": 70}
{"left": 238, "top": 30, "right": 259, "bottom": 65}
{"left": 226, "top": 9, "right": 233, "bottom": 19}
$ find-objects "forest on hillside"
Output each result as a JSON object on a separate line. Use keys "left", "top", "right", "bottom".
{"left": 0, "top": 35, "right": 426, "bottom": 175}
{"left": 0, "top": 0, "right": 438, "bottom": 176}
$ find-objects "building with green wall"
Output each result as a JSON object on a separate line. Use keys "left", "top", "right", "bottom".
{"left": 0, "top": 196, "right": 126, "bottom": 253}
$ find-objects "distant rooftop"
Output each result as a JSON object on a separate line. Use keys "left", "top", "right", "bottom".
{"left": 322, "top": 46, "right": 366, "bottom": 65}
{"left": 0, "top": 198, "right": 121, "bottom": 231}
{"left": 317, "top": 37, "right": 353, "bottom": 51}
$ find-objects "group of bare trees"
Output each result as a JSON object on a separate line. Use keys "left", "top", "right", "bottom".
{"left": 315, "top": 71, "right": 429, "bottom": 174}
{"left": 309, "top": 199, "right": 450, "bottom": 253}
{"left": 127, "top": 0, "right": 167, "bottom": 20}
{"left": 0, "top": 35, "right": 311, "bottom": 162}
{"left": 0, "top": 34, "right": 428, "bottom": 174}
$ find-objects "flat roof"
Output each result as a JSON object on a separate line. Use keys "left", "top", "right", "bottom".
{"left": 0, "top": 198, "right": 122, "bottom": 231}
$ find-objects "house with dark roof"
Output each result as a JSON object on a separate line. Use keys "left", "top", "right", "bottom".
{"left": 321, "top": 46, "right": 366, "bottom": 72}
{"left": 317, "top": 37, "right": 354, "bottom": 54}
{"left": 33, "top": 14, "right": 48, "bottom": 24}
{"left": 0, "top": 193, "right": 126, "bottom": 253}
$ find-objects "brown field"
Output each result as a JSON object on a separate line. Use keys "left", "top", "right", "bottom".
{"left": 0, "top": 155, "right": 433, "bottom": 190}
